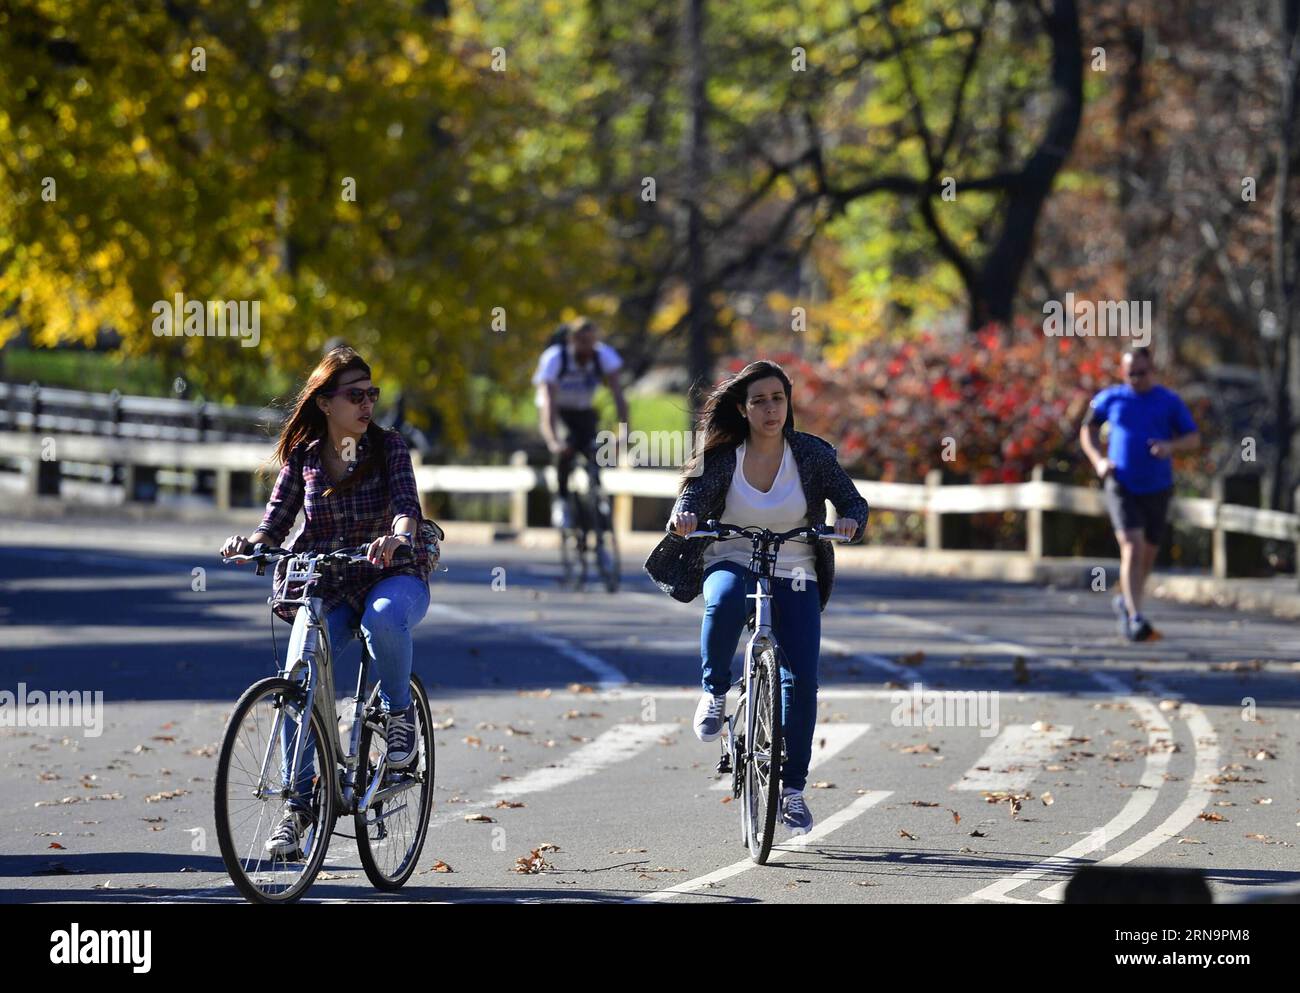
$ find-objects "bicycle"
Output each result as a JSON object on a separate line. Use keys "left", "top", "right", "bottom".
{"left": 685, "top": 520, "right": 850, "bottom": 864}
{"left": 213, "top": 543, "right": 434, "bottom": 903}
{"left": 557, "top": 444, "right": 620, "bottom": 594}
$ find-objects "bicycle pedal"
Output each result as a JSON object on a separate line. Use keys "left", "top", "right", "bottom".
{"left": 716, "top": 754, "right": 731, "bottom": 775}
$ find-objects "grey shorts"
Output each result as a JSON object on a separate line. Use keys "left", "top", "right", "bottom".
{"left": 1103, "top": 476, "right": 1172, "bottom": 544}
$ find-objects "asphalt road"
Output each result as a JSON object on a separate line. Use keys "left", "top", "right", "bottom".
{"left": 2, "top": 517, "right": 1297, "bottom": 904}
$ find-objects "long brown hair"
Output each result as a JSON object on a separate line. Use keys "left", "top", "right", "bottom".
{"left": 273, "top": 346, "right": 388, "bottom": 498}
{"left": 679, "top": 360, "right": 795, "bottom": 493}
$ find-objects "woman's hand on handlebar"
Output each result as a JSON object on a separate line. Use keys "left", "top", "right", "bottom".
{"left": 832, "top": 518, "right": 859, "bottom": 541}
{"left": 220, "top": 535, "right": 255, "bottom": 560}
{"left": 669, "top": 511, "right": 698, "bottom": 537}
{"left": 366, "top": 534, "right": 409, "bottom": 568}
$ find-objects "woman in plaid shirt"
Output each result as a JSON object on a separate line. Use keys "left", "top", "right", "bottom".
{"left": 221, "top": 346, "right": 435, "bottom": 855}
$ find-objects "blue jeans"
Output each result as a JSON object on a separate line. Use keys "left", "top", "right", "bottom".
{"left": 282, "top": 575, "right": 430, "bottom": 808}
{"left": 700, "top": 562, "right": 821, "bottom": 792}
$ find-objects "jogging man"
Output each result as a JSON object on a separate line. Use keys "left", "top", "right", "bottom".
{"left": 1081, "top": 346, "right": 1199, "bottom": 641}
{"left": 534, "top": 318, "right": 630, "bottom": 528}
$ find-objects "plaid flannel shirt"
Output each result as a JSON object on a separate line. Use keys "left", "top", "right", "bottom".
{"left": 256, "top": 428, "right": 431, "bottom": 623}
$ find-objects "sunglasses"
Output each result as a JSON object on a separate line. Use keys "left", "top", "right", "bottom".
{"left": 326, "top": 386, "right": 381, "bottom": 404}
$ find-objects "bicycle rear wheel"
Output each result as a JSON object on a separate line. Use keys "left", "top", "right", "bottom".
{"left": 743, "top": 645, "right": 783, "bottom": 864}
{"left": 355, "top": 674, "right": 436, "bottom": 889}
{"left": 214, "top": 676, "right": 337, "bottom": 904}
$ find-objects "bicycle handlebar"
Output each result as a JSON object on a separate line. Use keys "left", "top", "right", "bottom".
{"left": 683, "top": 520, "right": 853, "bottom": 544}
{"left": 220, "top": 543, "right": 412, "bottom": 571}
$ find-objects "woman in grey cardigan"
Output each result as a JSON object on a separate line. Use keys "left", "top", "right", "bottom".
{"left": 644, "top": 360, "right": 868, "bottom": 833}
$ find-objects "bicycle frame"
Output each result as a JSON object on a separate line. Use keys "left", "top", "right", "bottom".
{"left": 251, "top": 553, "right": 406, "bottom": 819}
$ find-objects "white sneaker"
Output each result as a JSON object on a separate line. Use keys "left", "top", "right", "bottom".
{"left": 551, "top": 497, "right": 573, "bottom": 530}
{"left": 693, "top": 692, "right": 727, "bottom": 742}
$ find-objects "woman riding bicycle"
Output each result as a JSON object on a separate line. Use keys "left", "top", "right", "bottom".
{"left": 645, "top": 360, "right": 868, "bottom": 834}
{"left": 220, "top": 345, "right": 435, "bottom": 854}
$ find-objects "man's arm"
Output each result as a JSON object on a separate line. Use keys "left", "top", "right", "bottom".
{"left": 537, "top": 382, "right": 563, "bottom": 452}
{"left": 1080, "top": 419, "right": 1110, "bottom": 478}
{"left": 1149, "top": 431, "right": 1200, "bottom": 459}
{"left": 606, "top": 371, "right": 630, "bottom": 429}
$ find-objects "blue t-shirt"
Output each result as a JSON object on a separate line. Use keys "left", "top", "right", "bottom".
{"left": 1088, "top": 384, "right": 1197, "bottom": 494}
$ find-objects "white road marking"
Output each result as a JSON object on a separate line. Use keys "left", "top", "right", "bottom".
{"left": 711, "top": 723, "right": 870, "bottom": 790}
{"left": 962, "top": 676, "right": 1173, "bottom": 903}
{"left": 487, "top": 722, "right": 679, "bottom": 798}
{"left": 425, "top": 602, "right": 627, "bottom": 688}
{"left": 1034, "top": 695, "right": 1219, "bottom": 902}
{"left": 953, "top": 724, "right": 1073, "bottom": 792}
{"left": 628, "top": 790, "right": 893, "bottom": 902}
{"left": 820, "top": 637, "right": 914, "bottom": 679}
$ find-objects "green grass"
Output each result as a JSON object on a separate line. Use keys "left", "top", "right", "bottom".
{"left": 480, "top": 376, "right": 692, "bottom": 436}
{"left": 3, "top": 348, "right": 170, "bottom": 395}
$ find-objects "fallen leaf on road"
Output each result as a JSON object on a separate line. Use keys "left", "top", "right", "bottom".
{"left": 1253, "top": 797, "right": 1273, "bottom": 805}
{"left": 560, "top": 710, "right": 603, "bottom": 720}
{"left": 1157, "top": 700, "right": 1180, "bottom": 712}
{"left": 464, "top": 813, "right": 495, "bottom": 823}
{"left": 462, "top": 736, "right": 482, "bottom": 748}
{"left": 910, "top": 800, "right": 939, "bottom": 807}
{"left": 609, "top": 848, "right": 648, "bottom": 854}
{"left": 970, "top": 829, "right": 986, "bottom": 838}
{"left": 1031, "top": 721, "right": 1055, "bottom": 733}
{"left": 514, "top": 850, "right": 554, "bottom": 874}
{"left": 1041, "top": 792, "right": 1054, "bottom": 806}
{"left": 1197, "top": 812, "right": 1226, "bottom": 822}
{"left": 1253, "top": 749, "right": 1277, "bottom": 760}
{"left": 422, "top": 860, "right": 454, "bottom": 873}
{"left": 810, "top": 781, "right": 835, "bottom": 789}
{"left": 505, "top": 726, "right": 532, "bottom": 736}
{"left": 494, "top": 800, "right": 526, "bottom": 809}
{"left": 950, "top": 809, "right": 961, "bottom": 825}
{"left": 1176, "top": 837, "right": 1203, "bottom": 845}
{"left": 144, "top": 790, "right": 188, "bottom": 803}
{"left": 47, "top": 842, "right": 65, "bottom": 850}
{"left": 898, "top": 829, "right": 917, "bottom": 840}
{"left": 900, "top": 743, "right": 939, "bottom": 754}
{"left": 567, "top": 683, "right": 596, "bottom": 694}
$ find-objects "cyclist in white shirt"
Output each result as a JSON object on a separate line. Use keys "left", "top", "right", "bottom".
{"left": 533, "top": 318, "right": 630, "bottom": 528}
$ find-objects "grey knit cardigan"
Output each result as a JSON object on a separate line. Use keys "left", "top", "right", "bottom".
{"left": 643, "top": 431, "right": 869, "bottom": 611}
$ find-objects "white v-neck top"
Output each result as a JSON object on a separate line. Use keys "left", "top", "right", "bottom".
{"left": 701, "top": 440, "right": 816, "bottom": 580}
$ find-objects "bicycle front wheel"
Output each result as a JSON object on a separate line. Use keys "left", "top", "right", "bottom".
{"left": 214, "top": 676, "right": 337, "bottom": 904}
{"left": 743, "top": 645, "right": 784, "bottom": 864}
{"left": 355, "top": 674, "right": 436, "bottom": 889}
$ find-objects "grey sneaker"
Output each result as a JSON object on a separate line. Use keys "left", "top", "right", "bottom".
{"left": 780, "top": 788, "right": 814, "bottom": 835}
{"left": 693, "top": 692, "right": 727, "bottom": 742}
{"left": 1130, "top": 617, "right": 1162, "bottom": 643}
{"left": 264, "top": 809, "right": 310, "bottom": 857}
{"left": 385, "top": 704, "right": 419, "bottom": 769}
{"left": 1112, "top": 595, "right": 1131, "bottom": 641}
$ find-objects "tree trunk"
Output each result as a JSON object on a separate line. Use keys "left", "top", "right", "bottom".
{"left": 971, "top": 0, "right": 1083, "bottom": 328}
{"left": 682, "top": 0, "right": 712, "bottom": 414}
